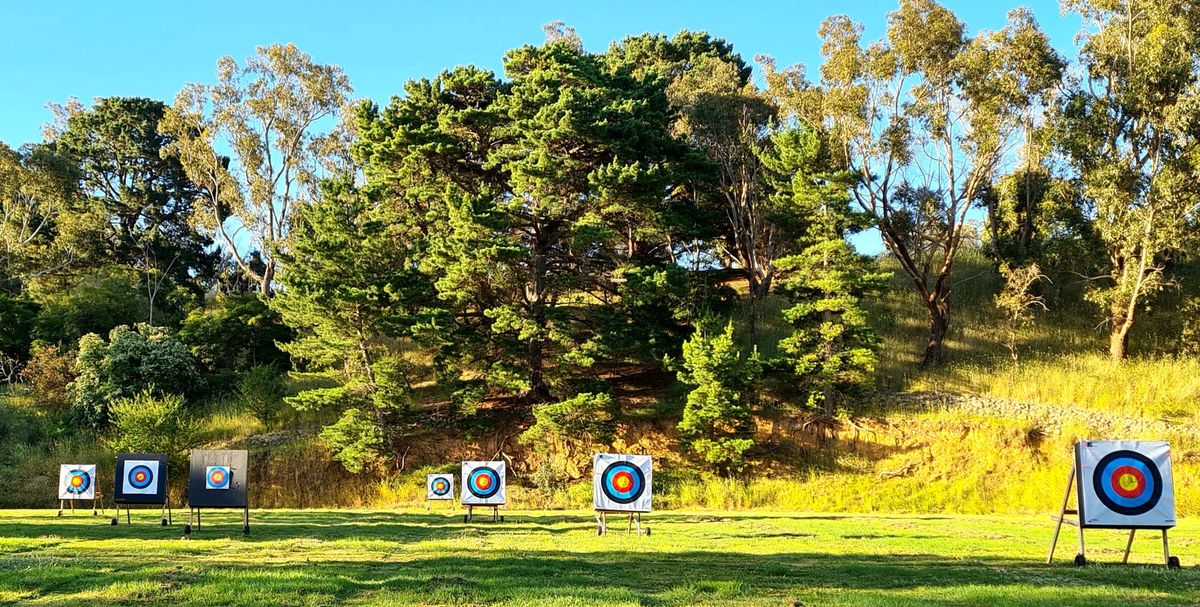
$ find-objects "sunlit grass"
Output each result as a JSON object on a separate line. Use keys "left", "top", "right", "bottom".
{"left": 0, "top": 509, "right": 1196, "bottom": 606}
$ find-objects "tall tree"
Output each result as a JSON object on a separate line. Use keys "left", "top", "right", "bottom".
{"left": 0, "top": 143, "right": 80, "bottom": 292}
{"left": 357, "top": 41, "right": 684, "bottom": 402}
{"left": 817, "top": 2, "right": 1063, "bottom": 364}
{"left": 49, "top": 97, "right": 217, "bottom": 309}
{"left": 761, "top": 126, "right": 889, "bottom": 416}
{"left": 1056, "top": 0, "right": 1200, "bottom": 360}
{"left": 162, "top": 43, "right": 352, "bottom": 295}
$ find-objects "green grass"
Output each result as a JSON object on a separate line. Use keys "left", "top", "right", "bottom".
{"left": 0, "top": 509, "right": 1197, "bottom": 606}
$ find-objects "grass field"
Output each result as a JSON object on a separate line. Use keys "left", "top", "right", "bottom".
{"left": 0, "top": 509, "right": 1198, "bottom": 606}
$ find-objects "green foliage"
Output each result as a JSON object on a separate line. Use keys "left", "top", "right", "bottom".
{"left": 105, "top": 391, "right": 197, "bottom": 463}
{"left": 31, "top": 267, "right": 149, "bottom": 346}
{"left": 238, "top": 365, "right": 287, "bottom": 427}
{"left": 319, "top": 407, "right": 384, "bottom": 474}
{"left": 178, "top": 293, "right": 292, "bottom": 372}
{"left": 675, "top": 323, "right": 759, "bottom": 475}
{"left": 0, "top": 295, "right": 38, "bottom": 360}
{"left": 19, "top": 344, "right": 76, "bottom": 412}
{"left": 70, "top": 325, "right": 197, "bottom": 428}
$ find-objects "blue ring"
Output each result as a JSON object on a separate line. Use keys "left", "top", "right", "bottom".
{"left": 66, "top": 470, "right": 91, "bottom": 494}
{"left": 601, "top": 462, "right": 644, "bottom": 504}
{"left": 467, "top": 467, "right": 500, "bottom": 499}
{"left": 127, "top": 464, "right": 154, "bottom": 489}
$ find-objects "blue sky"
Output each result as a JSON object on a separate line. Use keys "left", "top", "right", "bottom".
{"left": 0, "top": 1, "right": 1080, "bottom": 254}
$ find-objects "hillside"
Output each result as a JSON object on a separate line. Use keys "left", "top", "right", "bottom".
{"left": 4, "top": 245, "right": 1197, "bottom": 514}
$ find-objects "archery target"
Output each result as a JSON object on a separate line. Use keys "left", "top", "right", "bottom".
{"left": 58, "top": 464, "right": 96, "bottom": 500}
{"left": 461, "top": 461, "right": 506, "bottom": 505}
{"left": 1077, "top": 440, "right": 1175, "bottom": 528}
{"left": 206, "top": 466, "right": 231, "bottom": 490}
{"left": 427, "top": 474, "right": 454, "bottom": 500}
{"left": 122, "top": 459, "right": 159, "bottom": 495}
{"left": 593, "top": 453, "right": 652, "bottom": 512}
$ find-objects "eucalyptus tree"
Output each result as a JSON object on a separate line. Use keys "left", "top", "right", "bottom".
{"left": 817, "top": 1, "right": 1063, "bottom": 364}
{"left": 0, "top": 143, "right": 80, "bottom": 291}
{"left": 1056, "top": 0, "right": 1200, "bottom": 360}
{"left": 162, "top": 43, "right": 352, "bottom": 295}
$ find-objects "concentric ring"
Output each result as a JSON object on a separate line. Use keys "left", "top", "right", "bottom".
{"left": 207, "top": 466, "right": 230, "bottom": 489}
{"left": 66, "top": 469, "right": 91, "bottom": 494}
{"left": 431, "top": 477, "right": 451, "bottom": 496}
{"left": 1093, "top": 450, "right": 1162, "bottom": 516}
{"left": 127, "top": 464, "right": 154, "bottom": 490}
{"left": 600, "top": 461, "right": 645, "bottom": 504}
{"left": 467, "top": 467, "right": 500, "bottom": 499}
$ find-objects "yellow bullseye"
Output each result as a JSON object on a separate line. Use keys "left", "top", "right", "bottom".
{"left": 1118, "top": 473, "right": 1140, "bottom": 492}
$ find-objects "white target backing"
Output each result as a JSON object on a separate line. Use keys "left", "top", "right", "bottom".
{"left": 593, "top": 453, "right": 652, "bottom": 512}
{"left": 1076, "top": 440, "right": 1175, "bottom": 529}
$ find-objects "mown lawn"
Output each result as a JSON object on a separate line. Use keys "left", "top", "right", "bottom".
{"left": 0, "top": 509, "right": 1198, "bottom": 606}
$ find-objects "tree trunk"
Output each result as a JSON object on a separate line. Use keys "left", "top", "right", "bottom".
{"left": 1109, "top": 316, "right": 1131, "bottom": 361}
{"left": 922, "top": 297, "right": 950, "bottom": 366}
{"left": 525, "top": 233, "right": 552, "bottom": 404}
{"left": 745, "top": 272, "right": 772, "bottom": 352}
{"left": 260, "top": 262, "right": 275, "bottom": 297}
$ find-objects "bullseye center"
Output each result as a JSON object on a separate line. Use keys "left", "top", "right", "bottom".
{"left": 614, "top": 473, "right": 632, "bottom": 491}
{"left": 1118, "top": 473, "right": 1139, "bottom": 491}
{"left": 476, "top": 475, "right": 492, "bottom": 489}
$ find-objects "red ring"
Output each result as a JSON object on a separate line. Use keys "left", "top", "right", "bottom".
{"left": 1110, "top": 465, "right": 1146, "bottom": 499}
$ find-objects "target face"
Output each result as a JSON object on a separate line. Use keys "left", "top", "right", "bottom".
{"left": 121, "top": 459, "right": 160, "bottom": 495}
{"left": 593, "top": 453, "right": 652, "bottom": 512}
{"left": 58, "top": 464, "right": 96, "bottom": 500}
{"left": 427, "top": 474, "right": 454, "bottom": 500}
{"left": 1077, "top": 440, "right": 1175, "bottom": 528}
{"left": 205, "top": 466, "right": 231, "bottom": 490}
{"left": 460, "top": 461, "right": 506, "bottom": 505}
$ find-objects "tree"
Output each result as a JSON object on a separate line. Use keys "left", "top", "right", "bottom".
{"left": 675, "top": 322, "right": 760, "bottom": 475}
{"left": 1056, "top": 0, "right": 1200, "bottom": 360}
{"left": 162, "top": 43, "right": 353, "bottom": 295}
{"left": 817, "top": 2, "right": 1063, "bottom": 364}
{"left": 0, "top": 142, "right": 80, "bottom": 292}
{"left": 177, "top": 293, "right": 292, "bottom": 373}
{"left": 994, "top": 262, "right": 1048, "bottom": 362}
{"left": 70, "top": 324, "right": 197, "bottom": 428}
{"left": 356, "top": 40, "right": 684, "bottom": 402}
{"left": 273, "top": 176, "right": 434, "bottom": 471}
{"left": 761, "top": 127, "right": 890, "bottom": 416}
{"left": 49, "top": 97, "right": 217, "bottom": 315}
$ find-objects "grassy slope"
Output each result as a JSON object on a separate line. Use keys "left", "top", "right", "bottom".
{"left": 1, "top": 509, "right": 1198, "bottom": 606}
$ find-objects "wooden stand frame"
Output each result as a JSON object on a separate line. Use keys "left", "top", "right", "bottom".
{"left": 1048, "top": 462, "right": 1179, "bottom": 568}
{"left": 111, "top": 497, "right": 172, "bottom": 527}
{"left": 58, "top": 491, "right": 105, "bottom": 517}
{"left": 183, "top": 506, "right": 250, "bottom": 536}
{"left": 463, "top": 505, "right": 504, "bottom": 523}
{"left": 595, "top": 510, "right": 649, "bottom": 536}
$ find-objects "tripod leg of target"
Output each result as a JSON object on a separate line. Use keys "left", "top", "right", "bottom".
{"left": 1162, "top": 529, "right": 1171, "bottom": 567}
{"left": 1047, "top": 464, "right": 1074, "bottom": 564}
{"left": 1123, "top": 529, "right": 1136, "bottom": 564}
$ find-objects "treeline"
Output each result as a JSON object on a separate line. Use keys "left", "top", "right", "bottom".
{"left": 3, "top": 1, "right": 1200, "bottom": 477}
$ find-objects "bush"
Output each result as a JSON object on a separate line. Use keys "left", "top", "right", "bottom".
{"left": 70, "top": 325, "right": 198, "bottom": 428}
{"left": 0, "top": 295, "right": 39, "bottom": 361}
{"left": 319, "top": 407, "right": 384, "bottom": 474}
{"left": 177, "top": 294, "right": 292, "bottom": 372}
{"left": 31, "top": 267, "right": 148, "bottom": 346}
{"left": 238, "top": 365, "right": 287, "bottom": 427}
{"left": 674, "top": 322, "right": 760, "bottom": 476}
{"left": 105, "top": 391, "right": 198, "bottom": 464}
{"left": 19, "top": 344, "right": 76, "bottom": 412}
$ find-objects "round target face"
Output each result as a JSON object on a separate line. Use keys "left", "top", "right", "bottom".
{"left": 66, "top": 469, "right": 91, "bottom": 495}
{"left": 467, "top": 467, "right": 500, "bottom": 499}
{"left": 430, "top": 477, "right": 451, "bottom": 497}
{"left": 128, "top": 465, "right": 154, "bottom": 490}
{"left": 1093, "top": 450, "right": 1163, "bottom": 516}
{"left": 207, "top": 467, "right": 230, "bottom": 489}
{"left": 600, "top": 461, "right": 645, "bottom": 504}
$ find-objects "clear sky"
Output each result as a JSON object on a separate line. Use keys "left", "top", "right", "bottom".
{"left": 0, "top": 1, "right": 1080, "bottom": 254}
{"left": 1, "top": 0, "right": 1079, "bottom": 146}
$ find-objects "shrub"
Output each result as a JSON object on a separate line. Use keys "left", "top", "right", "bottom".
{"left": 19, "top": 344, "right": 76, "bottom": 412}
{"left": 238, "top": 364, "right": 287, "bottom": 427}
{"left": 105, "top": 391, "right": 198, "bottom": 464}
{"left": 31, "top": 267, "right": 148, "bottom": 346}
{"left": 0, "top": 295, "right": 39, "bottom": 361}
{"left": 177, "top": 294, "right": 292, "bottom": 372}
{"left": 70, "top": 325, "right": 198, "bottom": 427}
{"left": 319, "top": 407, "right": 384, "bottom": 474}
{"left": 674, "top": 322, "right": 760, "bottom": 476}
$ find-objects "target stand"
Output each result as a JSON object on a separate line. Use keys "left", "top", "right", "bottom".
{"left": 182, "top": 506, "right": 250, "bottom": 537}
{"left": 595, "top": 510, "right": 650, "bottom": 536}
{"left": 463, "top": 505, "right": 504, "bottom": 523}
{"left": 1048, "top": 441, "right": 1180, "bottom": 569}
{"left": 111, "top": 498, "right": 173, "bottom": 527}
{"left": 58, "top": 490, "right": 105, "bottom": 518}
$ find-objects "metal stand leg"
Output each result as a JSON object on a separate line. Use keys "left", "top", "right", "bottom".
{"left": 243, "top": 507, "right": 250, "bottom": 535}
